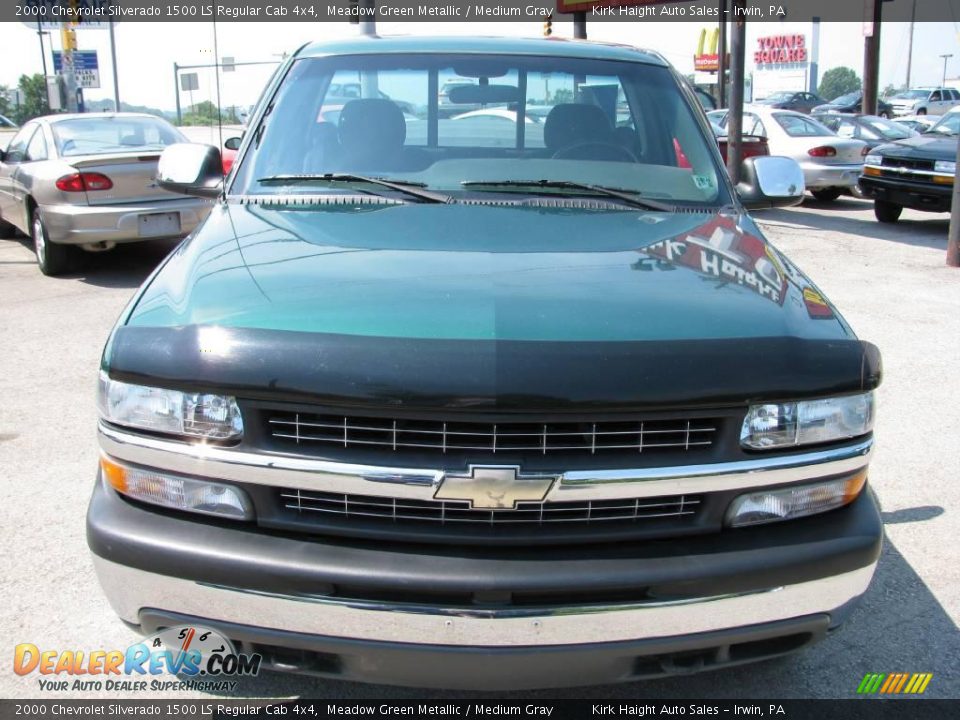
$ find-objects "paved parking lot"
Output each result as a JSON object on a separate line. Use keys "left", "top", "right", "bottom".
{"left": 1, "top": 196, "right": 957, "bottom": 700}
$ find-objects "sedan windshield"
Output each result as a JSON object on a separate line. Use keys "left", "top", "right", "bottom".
{"left": 892, "top": 90, "right": 929, "bottom": 100}
{"left": 773, "top": 113, "right": 833, "bottom": 137}
{"left": 928, "top": 112, "right": 960, "bottom": 135}
{"left": 861, "top": 116, "right": 913, "bottom": 140}
{"left": 51, "top": 116, "right": 185, "bottom": 157}
{"left": 831, "top": 92, "right": 860, "bottom": 105}
{"left": 231, "top": 54, "right": 726, "bottom": 206}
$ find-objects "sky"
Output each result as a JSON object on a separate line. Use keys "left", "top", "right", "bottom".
{"left": 1, "top": 19, "right": 958, "bottom": 112}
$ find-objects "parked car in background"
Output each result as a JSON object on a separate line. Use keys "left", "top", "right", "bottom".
{"left": 755, "top": 90, "right": 827, "bottom": 115}
{"left": 693, "top": 85, "right": 717, "bottom": 111}
{"left": 89, "top": 35, "right": 883, "bottom": 692}
{"left": 893, "top": 114, "right": 941, "bottom": 133}
{"left": 0, "top": 113, "right": 18, "bottom": 149}
{"left": 812, "top": 91, "right": 893, "bottom": 118}
{"left": 813, "top": 113, "right": 917, "bottom": 197}
{"left": 709, "top": 117, "right": 770, "bottom": 164}
{"left": 0, "top": 113, "right": 212, "bottom": 275}
{"left": 859, "top": 106, "right": 958, "bottom": 222}
{"left": 716, "top": 106, "right": 867, "bottom": 201}
{"left": 887, "top": 87, "right": 960, "bottom": 117}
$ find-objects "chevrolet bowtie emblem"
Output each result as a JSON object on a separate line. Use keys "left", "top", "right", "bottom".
{"left": 434, "top": 465, "right": 557, "bottom": 509}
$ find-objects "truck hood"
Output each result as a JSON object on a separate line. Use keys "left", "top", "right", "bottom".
{"left": 108, "top": 202, "right": 880, "bottom": 410}
{"left": 875, "top": 133, "right": 958, "bottom": 160}
{"left": 127, "top": 201, "right": 851, "bottom": 343}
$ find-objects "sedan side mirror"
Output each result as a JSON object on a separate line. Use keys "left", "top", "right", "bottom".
{"left": 157, "top": 143, "right": 223, "bottom": 198}
{"left": 736, "top": 156, "right": 805, "bottom": 210}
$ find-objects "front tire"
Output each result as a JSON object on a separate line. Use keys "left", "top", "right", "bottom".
{"left": 32, "top": 210, "right": 76, "bottom": 276}
{"left": 917, "top": 108, "right": 927, "bottom": 116}
{"left": 812, "top": 188, "right": 843, "bottom": 202}
{"left": 874, "top": 200, "right": 903, "bottom": 223}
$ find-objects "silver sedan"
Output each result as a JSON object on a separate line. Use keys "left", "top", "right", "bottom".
{"left": 716, "top": 106, "right": 867, "bottom": 202}
{"left": 0, "top": 113, "right": 212, "bottom": 276}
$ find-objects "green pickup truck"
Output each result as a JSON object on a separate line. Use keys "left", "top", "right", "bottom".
{"left": 88, "top": 36, "right": 881, "bottom": 690}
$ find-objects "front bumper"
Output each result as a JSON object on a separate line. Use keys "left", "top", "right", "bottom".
{"left": 800, "top": 162, "right": 863, "bottom": 189}
{"left": 40, "top": 197, "right": 212, "bottom": 246}
{"left": 859, "top": 176, "right": 953, "bottom": 213}
{"left": 88, "top": 472, "right": 882, "bottom": 689}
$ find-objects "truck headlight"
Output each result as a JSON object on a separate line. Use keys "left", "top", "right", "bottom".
{"left": 725, "top": 470, "right": 867, "bottom": 527}
{"left": 740, "top": 392, "right": 874, "bottom": 450}
{"left": 101, "top": 454, "right": 253, "bottom": 520}
{"left": 98, "top": 372, "right": 243, "bottom": 440}
{"left": 864, "top": 154, "right": 883, "bottom": 166}
{"left": 934, "top": 160, "right": 956, "bottom": 175}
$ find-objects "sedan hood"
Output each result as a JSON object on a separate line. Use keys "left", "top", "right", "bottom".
{"left": 107, "top": 201, "right": 879, "bottom": 410}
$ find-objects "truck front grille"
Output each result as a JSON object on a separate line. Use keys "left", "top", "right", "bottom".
{"left": 278, "top": 487, "right": 701, "bottom": 528}
{"left": 267, "top": 412, "right": 717, "bottom": 458}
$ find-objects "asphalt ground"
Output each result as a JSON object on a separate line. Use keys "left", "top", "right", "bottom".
{"left": 0, "top": 195, "right": 958, "bottom": 701}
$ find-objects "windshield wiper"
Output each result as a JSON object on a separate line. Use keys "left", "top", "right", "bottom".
{"left": 460, "top": 179, "right": 678, "bottom": 212}
{"left": 257, "top": 173, "right": 452, "bottom": 204}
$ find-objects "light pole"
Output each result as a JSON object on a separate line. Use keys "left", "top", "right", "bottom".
{"left": 939, "top": 54, "right": 953, "bottom": 88}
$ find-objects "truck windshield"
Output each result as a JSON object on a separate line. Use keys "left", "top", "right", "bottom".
{"left": 231, "top": 53, "right": 726, "bottom": 206}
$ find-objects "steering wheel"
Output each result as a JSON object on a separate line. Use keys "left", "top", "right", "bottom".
{"left": 552, "top": 142, "right": 637, "bottom": 163}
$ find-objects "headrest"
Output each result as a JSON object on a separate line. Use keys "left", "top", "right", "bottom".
{"left": 544, "top": 103, "right": 613, "bottom": 150}
{"left": 339, "top": 99, "right": 406, "bottom": 151}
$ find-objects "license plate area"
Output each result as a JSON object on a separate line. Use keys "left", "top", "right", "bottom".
{"left": 139, "top": 212, "right": 180, "bottom": 237}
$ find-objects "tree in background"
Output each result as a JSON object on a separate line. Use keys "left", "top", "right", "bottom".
{"left": 819, "top": 67, "right": 861, "bottom": 101}
{"left": 181, "top": 100, "right": 240, "bottom": 126}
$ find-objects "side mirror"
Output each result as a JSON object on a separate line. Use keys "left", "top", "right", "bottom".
{"left": 157, "top": 143, "right": 223, "bottom": 198}
{"left": 736, "top": 156, "right": 805, "bottom": 210}
{"left": 0, "top": 149, "right": 5, "bottom": 163}
{"left": 224, "top": 136, "right": 242, "bottom": 151}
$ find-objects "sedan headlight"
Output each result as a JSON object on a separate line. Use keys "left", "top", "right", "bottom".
{"left": 864, "top": 154, "right": 883, "bottom": 166}
{"left": 934, "top": 160, "right": 956, "bottom": 175}
{"left": 740, "top": 392, "right": 874, "bottom": 450}
{"left": 98, "top": 372, "right": 243, "bottom": 440}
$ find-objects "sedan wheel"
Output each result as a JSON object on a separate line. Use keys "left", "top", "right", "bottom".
{"left": 811, "top": 188, "right": 843, "bottom": 202}
{"left": 917, "top": 108, "right": 927, "bottom": 116}
{"left": 32, "top": 210, "right": 76, "bottom": 276}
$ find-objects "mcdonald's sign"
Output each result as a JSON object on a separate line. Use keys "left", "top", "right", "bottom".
{"left": 694, "top": 27, "right": 723, "bottom": 72}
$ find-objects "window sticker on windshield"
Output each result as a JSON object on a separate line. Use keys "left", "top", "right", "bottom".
{"left": 693, "top": 175, "right": 714, "bottom": 191}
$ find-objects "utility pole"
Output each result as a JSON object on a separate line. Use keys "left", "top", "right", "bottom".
{"left": 717, "top": 0, "right": 727, "bottom": 107}
{"left": 36, "top": 20, "right": 48, "bottom": 78}
{"left": 726, "top": 0, "right": 746, "bottom": 184}
{"left": 109, "top": 20, "right": 120, "bottom": 112}
{"left": 60, "top": 22, "right": 79, "bottom": 113}
{"left": 948, "top": 137, "right": 960, "bottom": 267}
{"left": 173, "top": 63, "right": 182, "bottom": 125}
{"left": 905, "top": 0, "right": 916, "bottom": 88}
{"left": 862, "top": 0, "right": 882, "bottom": 116}
{"left": 939, "top": 54, "right": 953, "bottom": 88}
{"left": 573, "top": 11, "right": 587, "bottom": 39}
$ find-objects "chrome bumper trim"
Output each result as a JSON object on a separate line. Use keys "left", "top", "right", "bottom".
{"left": 98, "top": 423, "right": 873, "bottom": 502}
{"left": 93, "top": 557, "right": 876, "bottom": 647}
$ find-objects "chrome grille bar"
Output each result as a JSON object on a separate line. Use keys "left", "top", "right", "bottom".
{"left": 278, "top": 488, "right": 701, "bottom": 527}
{"left": 268, "top": 413, "right": 718, "bottom": 457}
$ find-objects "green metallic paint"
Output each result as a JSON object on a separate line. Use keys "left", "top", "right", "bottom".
{"left": 126, "top": 202, "right": 853, "bottom": 344}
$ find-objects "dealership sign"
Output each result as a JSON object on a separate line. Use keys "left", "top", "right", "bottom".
{"left": 754, "top": 34, "right": 808, "bottom": 66}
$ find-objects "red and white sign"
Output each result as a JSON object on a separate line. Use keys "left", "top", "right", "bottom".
{"left": 754, "top": 34, "right": 808, "bottom": 66}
